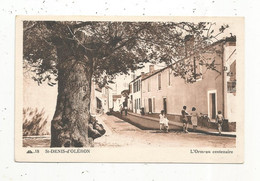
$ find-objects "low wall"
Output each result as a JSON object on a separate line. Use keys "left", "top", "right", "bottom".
{"left": 111, "top": 111, "right": 181, "bottom": 130}
{"left": 144, "top": 113, "right": 236, "bottom": 132}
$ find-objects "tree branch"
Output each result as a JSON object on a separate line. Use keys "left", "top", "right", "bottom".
{"left": 72, "top": 22, "right": 93, "bottom": 29}
{"left": 66, "top": 25, "right": 96, "bottom": 51}
{"left": 23, "top": 22, "right": 38, "bottom": 33}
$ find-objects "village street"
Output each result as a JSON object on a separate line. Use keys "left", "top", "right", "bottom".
{"left": 94, "top": 114, "right": 236, "bottom": 148}
{"left": 22, "top": 113, "right": 235, "bottom": 148}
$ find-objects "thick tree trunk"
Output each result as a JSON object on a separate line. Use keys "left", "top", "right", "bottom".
{"left": 50, "top": 59, "right": 93, "bottom": 147}
{"left": 50, "top": 53, "right": 106, "bottom": 147}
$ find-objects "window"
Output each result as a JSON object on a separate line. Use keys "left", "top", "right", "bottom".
{"left": 137, "top": 80, "right": 140, "bottom": 92}
{"left": 133, "top": 80, "right": 140, "bottom": 93}
{"left": 129, "top": 84, "right": 132, "bottom": 93}
{"left": 227, "top": 81, "right": 236, "bottom": 93}
{"left": 139, "top": 98, "right": 141, "bottom": 108}
{"left": 158, "top": 74, "right": 161, "bottom": 90}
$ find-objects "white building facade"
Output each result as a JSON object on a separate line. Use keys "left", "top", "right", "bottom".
{"left": 128, "top": 76, "right": 142, "bottom": 113}
{"left": 141, "top": 37, "right": 238, "bottom": 123}
{"left": 90, "top": 82, "right": 113, "bottom": 115}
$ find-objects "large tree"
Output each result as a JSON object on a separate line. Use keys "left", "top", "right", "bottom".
{"left": 23, "top": 20, "right": 228, "bottom": 147}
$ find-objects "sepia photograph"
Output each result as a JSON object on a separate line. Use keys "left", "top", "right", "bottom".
{"left": 15, "top": 16, "right": 244, "bottom": 162}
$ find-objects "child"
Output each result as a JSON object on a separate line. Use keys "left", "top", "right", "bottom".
{"left": 181, "top": 106, "right": 189, "bottom": 133}
{"left": 216, "top": 111, "right": 224, "bottom": 135}
{"left": 164, "top": 115, "right": 169, "bottom": 133}
{"left": 191, "top": 107, "right": 198, "bottom": 131}
{"left": 120, "top": 104, "right": 123, "bottom": 115}
{"left": 159, "top": 110, "right": 169, "bottom": 132}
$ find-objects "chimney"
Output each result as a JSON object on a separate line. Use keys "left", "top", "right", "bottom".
{"left": 149, "top": 65, "right": 155, "bottom": 73}
{"left": 184, "top": 35, "right": 194, "bottom": 57}
{"left": 131, "top": 73, "right": 136, "bottom": 80}
{"left": 141, "top": 72, "right": 145, "bottom": 78}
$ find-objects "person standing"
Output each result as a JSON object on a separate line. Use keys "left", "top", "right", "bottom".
{"left": 123, "top": 101, "right": 127, "bottom": 116}
{"left": 181, "top": 106, "right": 189, "bottom": 133}
{"left": 120, "top": 104, "right": 123, "bottom": 115}
{"left": 159, "top": 110, "right": 169, "bottom": 132}
{"left": 163, "top": 114, "right": 169, "bottom": 133}
{"left": 216, "top": 111, "right": 224, "bottom": 135}
{"left": 191, "top": 107, "right": 199, "bottom": 131}
{"left": 159, "top": 110, "right": 165, "bottom": 131}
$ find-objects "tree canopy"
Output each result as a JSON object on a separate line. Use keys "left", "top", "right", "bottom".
{"left": 23, "top": 21, "right": 229, "bottom": 86}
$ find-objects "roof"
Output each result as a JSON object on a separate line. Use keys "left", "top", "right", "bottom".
{"left": 112, "top": 94, "right": 121, "bottom": 101}
{"left": 121, "top": 89, "right": 129, "bottom": 94}
{"left": 141, "top": 36, "right": 236, "bottom": 81}
{"left": 141, "top": 69, "right": 162, "bottom": 81}
{"left": 129, "top": 75, "right": 142, "bottom": 83}
{"left": 129, "top": 69, "right": 160, "bottom": 84}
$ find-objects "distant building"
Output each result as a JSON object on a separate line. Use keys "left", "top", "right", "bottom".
{"left": 112, "top": 94, "right": 122, "bottom": 112}
{"left": 128, "top": 74, "right": 142, "bottom": 113}
{"left": 128, "top": 65, "right": 159, "bottom": 114}
{"left": 90, "top": 82, "right": 113, "bottom": 115}
{"left": 141, "top": 37, "right": 237, "bottom": 123}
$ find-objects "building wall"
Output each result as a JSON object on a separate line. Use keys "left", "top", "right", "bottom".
{"left": 129, "top": 78, "right": 142, "bottom": 113}
{"left": 90, "top": 82, "right": 113, "bottom": 114}
{"left": 142, "top": 43, "right": 225, "bottom": 120}
{"left": 224, "top": 41, "right": 237, "bottom": 122}
{"left": 113, "top": 97, "right": 122, "bottom": 112}
{"left": 108, "top": 89, "right": 113, "bottom": 110}
{"left": 101, "top": 87, "right": 108, "bottom": 113}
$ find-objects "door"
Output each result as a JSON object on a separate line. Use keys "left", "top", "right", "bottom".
{"left": 148, "top": 98, "right": 152, "bottom": 113}
{"left": 131, "top": 95, "right": 133, "bottom": 111}
{"left": 163, "top": 98, "right": 167, "bottom": 114}
{"left": 208, "top": 91, "right": 217, "bottom": 120}
{"left": 153, "top": 97, "right": 155, "bottom": 113}
{"left": 211, "top": 93, "right": 216, "bottom": 119}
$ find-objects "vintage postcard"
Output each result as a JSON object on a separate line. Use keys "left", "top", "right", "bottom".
{"left": 15, "top": 16, "right": 244, "bottom": 162}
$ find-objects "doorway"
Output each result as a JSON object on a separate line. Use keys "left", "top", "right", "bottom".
{"left": 148, "top": 98, "right": 152, "bottom": 113}
{"left": 208, "top": 90, "right": 217, "bottom": 120}
{"left": 153, "top": 97, "right": 155, "bottom": 113}
{"left": 163, "top": 98, "right": 167, "bottom": 114}
{"left": 131, "top": 95, "right": 133, "bottom": 111}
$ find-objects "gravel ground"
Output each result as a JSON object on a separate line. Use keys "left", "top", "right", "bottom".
{"left": 23, "top": 114, "right": 236, "bottom": 148}
{"left": 95, "top": 114, "right": 236, "bottom": 148}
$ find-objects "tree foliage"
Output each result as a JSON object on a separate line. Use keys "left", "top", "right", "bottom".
{"left": 23, "top": 21, "right": 229, "bottom": 86}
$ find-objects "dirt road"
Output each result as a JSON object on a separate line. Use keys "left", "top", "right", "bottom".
{"left": 94, "top": 114, "right": 236, "bottom": 148}
{"left": 23, "top": 114, "right": 236, "bottom": 148}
